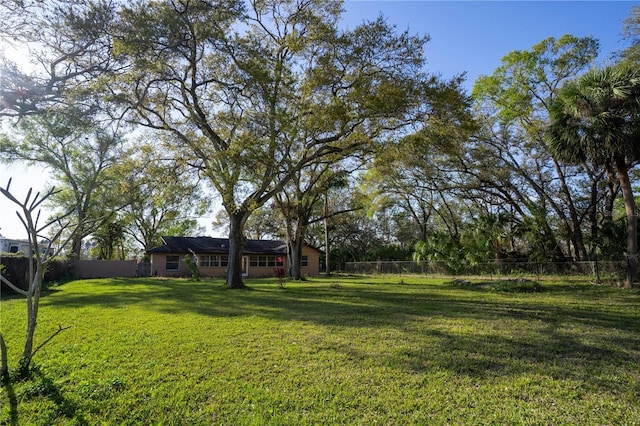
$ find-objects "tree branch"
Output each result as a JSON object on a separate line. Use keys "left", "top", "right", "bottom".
{"left": 0, "top": 275, "right": 29, "bottom": 296}
{"left": 30, "top": 325, "right": 72, "bottom": 360}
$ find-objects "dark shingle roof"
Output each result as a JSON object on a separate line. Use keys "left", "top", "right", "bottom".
{"left": 147, "top": 236, "right": 288, "bottom": 255}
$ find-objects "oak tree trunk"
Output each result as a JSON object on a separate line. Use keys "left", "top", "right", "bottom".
{"left": 226, "top": 211, "right": 248, "bottom": 289}
{"left": 290, "top": 232, "right": 305, "bottom": 280}
{"left": 552, "top": 158, "right": 588, "bottom": 260}
{"left": 324, "top": 195, "right": 331, "bottom": 277}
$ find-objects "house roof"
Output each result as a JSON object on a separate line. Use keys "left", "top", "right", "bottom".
{"left": 147, "top": 236, "right": 289, "bottom": 255}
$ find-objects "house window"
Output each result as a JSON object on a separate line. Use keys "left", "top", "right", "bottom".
{"left": 249, "top": 256, "right": 283, "bottom": 267}
{"left": 220, "top": 256, "right": 228, "bottom": 267}
{"left": 166, "top": 255, "right": 180, "bottom": 271}
{"left": 200, "top": 255, "right": 218, "bottom": 267}
{"left": 9, "top": 245, "right": 19, "bottom": 253}
{"left": 301, "top": 255, "right": 308, "bottom": 267}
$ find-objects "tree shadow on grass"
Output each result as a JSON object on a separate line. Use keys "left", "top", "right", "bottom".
{"left": 388, "top": 324, "right": 637, "bottom": 381}
{"left": 39, "top": 278, "right": 640, "bottom": 390}
{"left": 42, "top": 278, "right": 640, "bottom": 333}
{"left": 1, "top": 376, "right": 19, "bottom": 426}
{"left": 2, "top": 364, "right": 87, "bottom": 425}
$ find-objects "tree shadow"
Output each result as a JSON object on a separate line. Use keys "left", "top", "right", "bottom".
{"left": 41, "top": 278, "right": 640, "bottom": 332}
{"left": 1, "top": 375, "right": 19, "bottom": 426}
{"left": 37, "top": 277, "right": 640, "bottom": 392}
{"left": 3, "top": 365, "right": 88, "bottom": 425}
{"left": 382, "top": 322, "right": 638, "bottom": 383}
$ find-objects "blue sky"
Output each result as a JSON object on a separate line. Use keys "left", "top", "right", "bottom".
{"left": 1, "top": 1, "right": 638, "bottom": 240}
{"left": 342, "top": 1, "right": 636, "bottom": 91}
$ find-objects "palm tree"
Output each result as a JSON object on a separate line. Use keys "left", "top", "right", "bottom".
{"left": 548, "top": 64, "right": 640, "bottom": 287}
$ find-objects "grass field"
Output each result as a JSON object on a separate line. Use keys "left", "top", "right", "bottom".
{"left": 1, "top": 276, "right": 639, "bottom": 425}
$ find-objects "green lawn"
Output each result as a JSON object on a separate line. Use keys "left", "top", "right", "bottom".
{"left": 1, "top": 276, "right": 639, "bottom": 425}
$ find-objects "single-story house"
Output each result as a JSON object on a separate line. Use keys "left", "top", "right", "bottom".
{"left": 147, "top": 236, "right": 320, "bottom": 278}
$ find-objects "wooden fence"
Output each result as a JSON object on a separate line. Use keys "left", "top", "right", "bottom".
{"left": 73, "top": 260, "right": 151, "bottom": 279}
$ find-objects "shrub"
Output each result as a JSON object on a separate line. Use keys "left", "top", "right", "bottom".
{"left": 183, "top": 255, "right": 200, "bottom": 281}
{"left": 444, "top": 278, "right": 543, "bottom": 293}
{"left": 0, "top": 255, "right": 30, "bottom": 292}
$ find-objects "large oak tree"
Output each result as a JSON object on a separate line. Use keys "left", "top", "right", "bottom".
{"left": 471, "top": 35, "right": 602, "bottom": 261}
{"left": 113, "top": 142, "right": 208, "bottom": 252}
{"left": 109, "top": 0, "right": 438, "bottom": 288}
{"left": 0, "top": 106, "right": 126, "bottom": 259}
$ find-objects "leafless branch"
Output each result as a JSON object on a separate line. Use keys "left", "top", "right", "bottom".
{"left": 30, "top": 325, "right": 72, "bottom": 359}
{"left": 0, "top": 275, "right": 29, "bottom": 296}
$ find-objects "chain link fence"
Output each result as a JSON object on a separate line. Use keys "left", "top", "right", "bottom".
{"left": 344, "top": 260, "right": 627, "bottom": 282}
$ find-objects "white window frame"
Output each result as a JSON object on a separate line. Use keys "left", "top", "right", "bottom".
{"left": 166, "top": 255, "right": 180, "bottom": 271}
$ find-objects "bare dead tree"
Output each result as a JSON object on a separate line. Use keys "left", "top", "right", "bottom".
{"left": 0, "top": 178, "right": 77, "bottom": 380}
